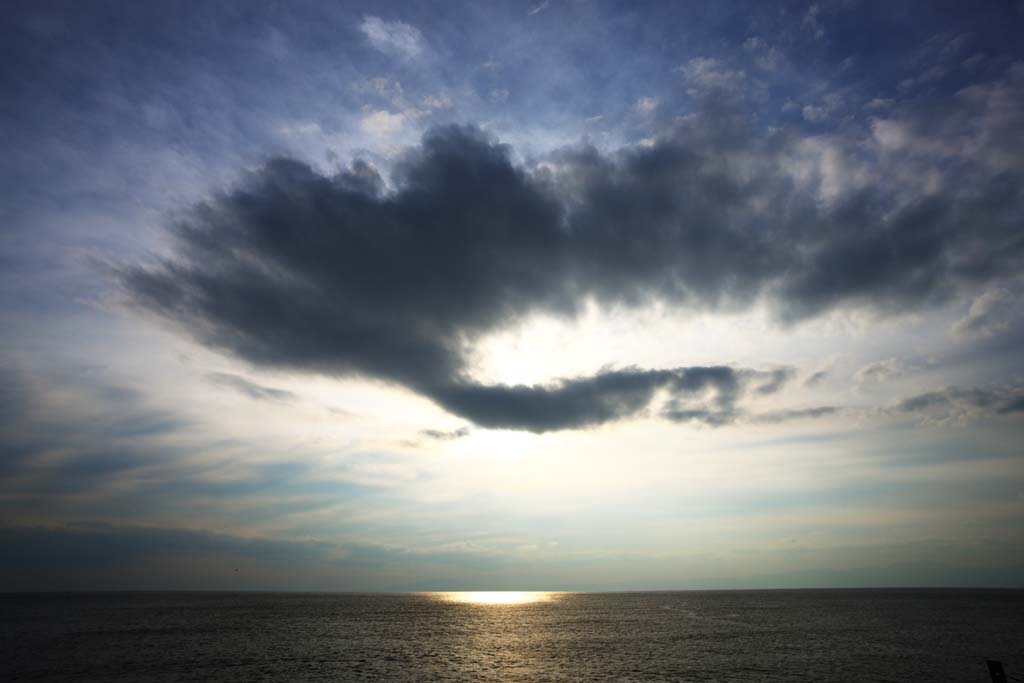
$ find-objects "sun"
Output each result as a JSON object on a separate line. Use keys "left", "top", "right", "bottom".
{"left": 439, "top": 591, "right": 556, "bottom": 605}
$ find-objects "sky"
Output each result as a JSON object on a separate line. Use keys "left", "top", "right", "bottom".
{"left": 1, "top": 0, "right": 1023, "bottom": 591}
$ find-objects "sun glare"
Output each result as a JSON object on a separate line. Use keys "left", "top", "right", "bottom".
{"left": 439, "top": 591, "right": 556, "bottom": 605}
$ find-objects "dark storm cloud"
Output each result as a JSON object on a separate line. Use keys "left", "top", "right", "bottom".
{"left": 205, "top": 372, "right": 297, "bottom": 403}
{"left": 123, "top": 73, "right": 1024, "bottom": 430}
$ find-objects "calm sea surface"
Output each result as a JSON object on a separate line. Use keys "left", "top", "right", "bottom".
{"left": 3, "top": 589, "right": 1022, "bottom": 681}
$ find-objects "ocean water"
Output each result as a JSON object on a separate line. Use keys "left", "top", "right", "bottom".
{"left": 3, "top": 589, "right": 1022, "bottom": 681}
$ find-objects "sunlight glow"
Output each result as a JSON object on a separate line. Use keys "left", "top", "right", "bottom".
{"left": 439, "top": 591, "right": 556, "bottom": 605}
{"left": 454, "top": 429, "right": 541, "bottom": 460}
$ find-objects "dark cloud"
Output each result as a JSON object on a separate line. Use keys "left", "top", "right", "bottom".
{"left": 894, "top": 385, "right": 1024, "bottom": 422}
{"left": 205, "top": 372, "right": 297, "bottom": 403}
{"left": 749, "top": 405, "right": 835, "bottom": 421}
{"left": 420, "top": 427, "right": 471, "bottom": 441}
{"left": 748, "top": 406, "right": 841, "bottom": 424}
{"left": 435, "top": 366, "right": 785, "bottom": 431}
{"left": 1000, "top": 396, "right": 1024, "bottom": 414}
{"left": 123, "top": 76, "right": 1024, "bottom": 430}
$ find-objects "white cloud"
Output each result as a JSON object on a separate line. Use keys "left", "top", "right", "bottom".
{"left": 367, "top": 77, "right": 404, "bottom": 101}
{"left": 872, "top": 65, "right": 1024, "bottom": 175}
{"left": 635, "top": 96, "right": 658, "bottom": 114}
{"left": 422, "top": 94, "right": 453, "bottom": 110}
{"left": 359, "top": 16, "right": 424, "bottom": 60}
{"left": 864, "top": 98, "right": 893, "bottom": 110}
{"left": 527, "top": 1, "right": 550, "bottom": 16}
{"left": 802, "top": 104, "right": 827, "bottom": 122}
{"left": 677, "top": 57, "right": 746, "bottom": 95}
{"left": 360, "top": 108, "right": 423, "bottom": 136}
{"left": 785, "top": 136, "right": 868, "bottom": 201}
{"left": 802, "top": 4, "right": 825, "bottom": 41}
{"left": 743, "top": 37, "right": 782, "bottom": 71}
{"left": 951, "top": 289, "right": 1011, "bottom": 338}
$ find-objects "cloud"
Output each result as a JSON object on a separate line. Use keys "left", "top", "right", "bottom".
{"left": 963, "top": 53, "right": 985, "bottom": 71}
{"left": 864, "top": 98, "right": 893, "bottom": 111}
{"left": 359, "top": 16, "right": 424, "bottom": 60}
{"left": 855, "top": 358, "right": 907, "bottom": 386}
{"left": 365, "top": 77, "right": 405, "bottom": 103}
{"left": 635, "top": 96, "right": 658, "bottom": 114}
{"left": 804, "top": 370, "right": 829, "bottom": 387}
{"left": 420, "top": 427, "right": 471, "bottom": 441}
{"left": 747, "top": 406, "right": 840, "bottom": 424}
{"left": 742, "top": 37, "right": 782, "bottom": 72}
{"left": 527, "top": 1, "right": 550, "bottom": 17}
{"left": 437, "top": 366, "right": 790, "bottom": 432}
{"left": 755, "top": 368, "right": 796, "bottom": 395}
{"left": 950, "top": 288, "right": 1011, "bottom": 338}
{"left": 123, "top": 72, "right": 1024, "bottom": 430}
{"left": 893, "top": 385, "right": 1024, "bottom": 424}
{"left": 360, "top": 109, "right": 420, "bottom": 137}
{"left": 802, "top": 4, "right": 825, "bottom": 41}
{"left": 802, "top": 104, "right": 828, "bottom": 122}
{"left": 0, "top": 366, "right": 194, "bottom": 490}
{"left": 676, "top": 57, "right": 747, "bottom": 96}
{"left": 422, "top": 94, "right": 453, "bottom": 110}
{"left": 871, "top": 63, "right": 1024, "bottom": 174}
{"left": 205, "top": 372, "right": 297, "bottom": 403}
{"left": 898, "top": 65, "right": 947, "bottom": 93}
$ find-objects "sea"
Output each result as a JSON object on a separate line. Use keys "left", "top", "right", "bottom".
{"left": 2, "top": 589, "right": 1022, "bottom": 681}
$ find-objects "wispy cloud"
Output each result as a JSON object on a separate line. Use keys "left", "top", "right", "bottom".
{"left": 527, "top": 1, "right": 550, "bottom": 17}
{"left": 420, "top": 427, "right": 471, "bottom": 441}
{"left": 359, "top": 16, "right": 425, "bottom": 59}
{"left": 205, "top": 372, "right": 297, "bottom": 403}
{"left": 855, "top": 359, "right": 908, "bottom": 387}
{"left": 951, "top": 289, "right": 1012, "bottom": 338}
{"left": 892, "top": 385, "right": 1024, "bottom": 424}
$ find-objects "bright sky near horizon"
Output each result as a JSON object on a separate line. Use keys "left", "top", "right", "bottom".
{"left": 1, "top": 0, "right": 1023, "bottom": 591}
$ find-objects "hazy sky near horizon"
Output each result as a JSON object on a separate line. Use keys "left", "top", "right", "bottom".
{"left": 2, "top": 0, "right": 1024, "bottom": 591}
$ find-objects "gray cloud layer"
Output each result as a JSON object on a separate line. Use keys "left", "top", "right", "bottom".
{"left": 124, "top": 80, "right": 1024, "bottom": 430}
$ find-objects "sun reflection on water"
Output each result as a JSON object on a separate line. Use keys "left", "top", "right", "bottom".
{"left": 438, "top": 591, "right": 557, "bottom": 605}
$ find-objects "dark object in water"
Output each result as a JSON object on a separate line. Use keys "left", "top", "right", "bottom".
{"left": 988, "top": 660, "right": 1007, "bottom": 683}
